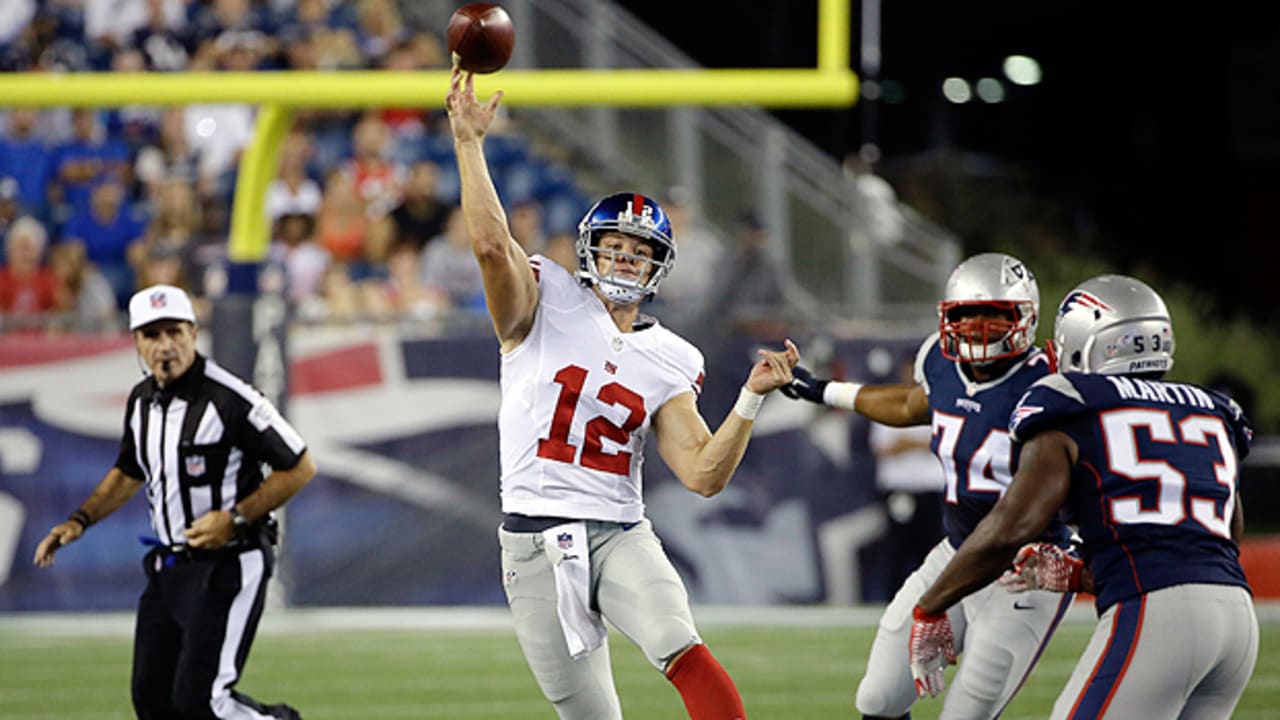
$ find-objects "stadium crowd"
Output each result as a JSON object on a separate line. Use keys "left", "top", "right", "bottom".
{"left": 0, "top": 0, "right": 597, "bottom": 333}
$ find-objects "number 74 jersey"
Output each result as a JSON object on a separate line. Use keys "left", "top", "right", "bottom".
{"left": 1009, "top": 372, "right": 1254, "bottom": 613}
{"left": 497, "top": 256, "right": 705, "bottom": 524}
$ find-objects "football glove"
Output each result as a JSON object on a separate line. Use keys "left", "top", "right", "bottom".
{"left": 909, "top": 605, "right": 956, "bottom": 699}
{"left": 998, "top": 542, "right": 1083, "bottom": 593}
{"left": 778, "top": 365, "right": 827, "bottom": 404}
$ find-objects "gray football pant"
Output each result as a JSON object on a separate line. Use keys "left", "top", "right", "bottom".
{"left": 499, "top": 519, "right": 702, "bottom": 720}
{"left": 856, "top": 538, "right": 1072, "bottom": 719}
{"left": 1052, "top": 583, "right": 1257, "bottom": 719}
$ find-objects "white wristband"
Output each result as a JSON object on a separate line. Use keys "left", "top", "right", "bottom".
{"left": 823, "top": 381, "right": 863, "bottom": 411}
{"left": 733, "top": 386, "right": 766, "bottom": 421}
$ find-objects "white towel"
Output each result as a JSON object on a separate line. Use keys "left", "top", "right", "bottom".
{"left": 542, "top": 522, "right": 607, "bottom": 659}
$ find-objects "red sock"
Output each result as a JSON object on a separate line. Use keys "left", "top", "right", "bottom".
{"left": 665, "top": 643, "right": 747, "bottom": 720}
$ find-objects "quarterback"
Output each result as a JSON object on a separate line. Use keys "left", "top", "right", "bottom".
{"left": 447, "top": 67, "right": 798, "bottom": 720}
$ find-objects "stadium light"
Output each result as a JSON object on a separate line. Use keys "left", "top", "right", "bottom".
{"left": 1003, "top": 55, "right": 1042, "bottom": 86}
{"left": 942, "top": 77, "right": 972, "bottom": 104}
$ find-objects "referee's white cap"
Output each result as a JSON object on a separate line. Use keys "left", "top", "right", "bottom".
{"left": 129, "top": 284, "right": 197, "bottom": 330}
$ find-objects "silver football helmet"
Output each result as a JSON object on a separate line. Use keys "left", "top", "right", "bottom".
{"left": 1050, "top": 275, "right": 1174, "bottom": 376}
{"left": 938, "top": 253, "right": 1039, "bottom": 364}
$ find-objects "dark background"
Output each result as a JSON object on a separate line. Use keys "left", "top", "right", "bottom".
{"left": 615, "top": 1, "right": 1278, "bottom": 326}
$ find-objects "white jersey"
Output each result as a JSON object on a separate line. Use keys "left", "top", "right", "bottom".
{"left": 499, "top": 256, "right": 705, "bottom": 523}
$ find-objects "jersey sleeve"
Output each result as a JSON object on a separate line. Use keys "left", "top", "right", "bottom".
{"left": 113, "top": 387, "right": 144, "bottom": 480}
{"left": 656, "top": 333, "right": 706, "bottom": 409}
{"left": 242, "top": 396, "right": 308, "bottom": 471}
{"left": 529, "top": 254, "right": 583, "bottom": 311}
{"left": 1008, "top": 373, "right": 1090, "bottom": 442}
{"left": 1211, "top": 390, "right": 1254, "bottom": 462}
{"left": 912, "top": 333, "right": 939, "bottom": 395}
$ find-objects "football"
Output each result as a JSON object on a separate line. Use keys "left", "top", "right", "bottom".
{"left": 447, "top": 3, "right": 515, "bottom": 74}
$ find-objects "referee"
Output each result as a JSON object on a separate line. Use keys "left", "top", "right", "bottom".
{"left": 34, "top": 284, "right": 316, "bottom": 720}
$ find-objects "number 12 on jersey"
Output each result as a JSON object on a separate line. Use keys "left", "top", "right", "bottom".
{"left": 537, "top": 364, "right": 647, "bottom": 476}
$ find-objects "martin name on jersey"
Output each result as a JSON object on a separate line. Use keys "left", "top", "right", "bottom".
{"left": 497, "top": 256, "right": 704, "bottom": 524}
{"left": 1009, "top": 372, "right": 1253, "bottom": 613}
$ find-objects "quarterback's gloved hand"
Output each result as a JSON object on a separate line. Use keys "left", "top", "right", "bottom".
{"left": 909, "top": 605, "right": 956, "bottom": 699}
{"left": 998, "top": 542, "right": 1083, "bottom": 593}
{"left": 778, "top": 365, "right": 828, "bottom": 404}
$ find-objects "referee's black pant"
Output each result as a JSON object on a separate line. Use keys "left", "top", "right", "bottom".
{"left": 132, "top": 545, "right": 299, "bottom": 719}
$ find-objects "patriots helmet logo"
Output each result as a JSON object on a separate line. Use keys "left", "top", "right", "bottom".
{"left": 1057, "top": 290, "right": 1112, "bottom": 319}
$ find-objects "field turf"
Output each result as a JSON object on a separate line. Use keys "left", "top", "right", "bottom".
{"left": 2, "top": 608, "right": 1276, "bottom": 719}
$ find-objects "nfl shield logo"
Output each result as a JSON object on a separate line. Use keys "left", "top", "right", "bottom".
{"left": 184, "top": 455, "right": 206, "bottom": 477}
{"left": 557, "top": 532, "right": 573, "bottom": 550}
{"left": 150, "top": 291, "right": 168, "bottom": 309}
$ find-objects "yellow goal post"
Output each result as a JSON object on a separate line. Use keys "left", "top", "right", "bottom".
{"left": 0, "top": 0, "right": 857, "bottom": 262}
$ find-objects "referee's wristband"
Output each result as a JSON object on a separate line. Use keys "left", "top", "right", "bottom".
{"left": 68, "top": 509, "right": 93, "bottom": 530}
{"left": 733, "top": 386, "right": 766, "bottom": 421}
{"left": 823, "top": 381, "right": 864, "bottom": 411}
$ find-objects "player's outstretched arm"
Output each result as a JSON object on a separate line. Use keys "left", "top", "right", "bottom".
{"left": 33, "top": 468, "right": 142, "bottom": 568}
{"left": 781, "top": 367, "right": 930, "bottom": 427}
{"left": 916, "top": 430, "right": 1077, "bottom": 615}
{"left": 655, "top": 340, "right": 800, "bottom": 497}
{"left": 446, "top": 67, "right": 536, "bottom": 350}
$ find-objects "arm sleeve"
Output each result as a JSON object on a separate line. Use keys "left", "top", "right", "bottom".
{"left": 243, "top": 398, "right": 308, "bottom": 471}
{"left": 113, "top": 392, "right": 144, "bottom": 479}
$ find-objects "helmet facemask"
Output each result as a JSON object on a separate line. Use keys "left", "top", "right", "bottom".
{"left": 938, "top": 299, "right": 1037, "bottom": 364}
{"left": 575, "top": 192, "right": 677, "bottom": 305}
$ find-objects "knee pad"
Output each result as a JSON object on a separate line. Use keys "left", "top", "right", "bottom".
{"left": 645, "top": 615, "right": 700, "bottom": 669}
{"left": 855, "top": 678, "right": 911, "bottom": 718}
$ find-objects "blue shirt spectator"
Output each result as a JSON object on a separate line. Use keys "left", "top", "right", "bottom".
{"left": 0, "top": 109, "right": 52, "bottom": 218}
{"left": 49, "top": 109, "right": 129, "bottom": 216}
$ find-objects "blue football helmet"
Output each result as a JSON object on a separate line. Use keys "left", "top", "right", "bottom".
{"left": 575, "top": 192, "right": 677, "bottom": 304}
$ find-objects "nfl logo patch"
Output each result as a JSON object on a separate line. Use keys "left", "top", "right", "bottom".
{"left": 150, "top": 291, "right": 168, "bottom": 309}
{"left": 184, "top": 455, "right": 206, "bottom": 477}
{"left": 557, "top": 532, "right": 573, "bottom": 550}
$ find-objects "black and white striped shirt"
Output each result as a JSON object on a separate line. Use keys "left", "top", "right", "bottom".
{"left": 114, "top": 354, "right": 307, "bottom": 546}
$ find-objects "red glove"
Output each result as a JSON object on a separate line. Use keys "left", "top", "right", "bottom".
{"left": 998, "top": 542, "right": 1083, "bottom": 593}
{"left": 909, "top": 605, "right": 957, "bottom": 698}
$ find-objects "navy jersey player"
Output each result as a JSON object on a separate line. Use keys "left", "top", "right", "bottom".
{"left": 911, "top": 275, "right": 1258, "bottom": 719}
{"left": 782, "top": 253, "right": 1073, "bottom": 719}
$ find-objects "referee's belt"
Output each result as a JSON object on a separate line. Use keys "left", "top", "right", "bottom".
{"left": 142, "top": 537, "right": 261, "bottom": 565}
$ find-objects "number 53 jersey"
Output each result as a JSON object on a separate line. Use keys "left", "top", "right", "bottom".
{"left": 498, "top": 256, "right": 705, "bottom": 524}
{"left": 1010, "top": 372, "right": 1254, "bottom": 613}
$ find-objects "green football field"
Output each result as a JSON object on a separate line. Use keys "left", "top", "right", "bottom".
{"left": 2, "top": 608, "right": 1276, "bottom": 719}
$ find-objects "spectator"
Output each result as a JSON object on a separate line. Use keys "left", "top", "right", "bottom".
{"left": 656, "top": 187, "right": 723, "bottom": 318}
{"left": 343, "top": 112, "right": 404, "bottom": 219}
{"left": 84, "top": 0, "right": 184, "bottom": 53}
{"left": 265, "top": 130, "right": 323, "bottom": 221}
{"left": 0, "top": 175, "right": 22, "bottom": 237}
{"left": 129, "top": 0, "right": 191, "bottom": 71}
{"left": 134, "top": 108, "right": 200, "bottom": 197}
{"left": 0, "top": 216, "right": 58, "bottom": 320}
{"left": 0, "top": 0, "right": 35, "bottom": 46}
{"left": 508, "top": 198, "right": 545, "bottom": 255}
{"left": 48, "top": 240, "right": 119, "bottom": 332}
{"left": 421, "top": 205, "right": 483, "bottom": 311}
{"left": 48, "top": 108, "right": 129, "bottom": 217}
{"left": 544, "top": 229, "right": 579, "bottom": 274}
{"left": 378, "top": 39, "right": 430, "bottom": 137}
{"left": 364, "top": 241, "right": 446, "bottom": 321}
{"left": 0, "top": 109, "right": 52, "bottom": 218}
{"left": 355, "top": 0, "right": 403, "bottom": 64}
{"left": 383, "top": 160, "right": 447, "bottom": 252}
{"left": 105, "top": 48, "right": 165, "bottom": 155}
{"left": 316, "top": 168, "right": 369, "bottom": 265}
{"left": 268, "top": 209, "right": 329, "bottom": 306}
{"left": 184, "top": 31, "right": 261, "bottom": 198}
{"left": 62, "top": 176, "right": 148, "bottom": 303}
